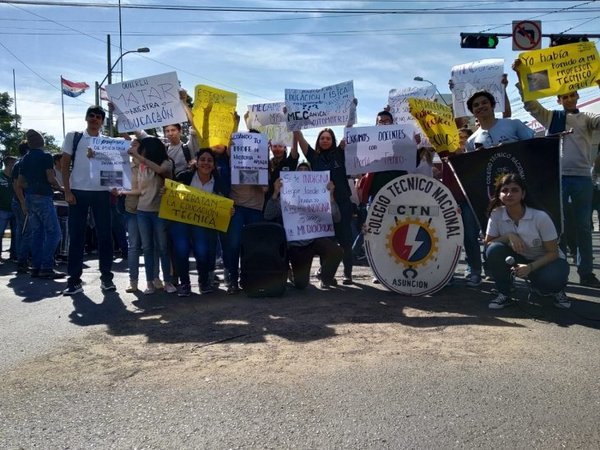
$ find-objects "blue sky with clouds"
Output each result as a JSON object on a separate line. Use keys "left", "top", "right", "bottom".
{"left": 0, "top": 0, "right": 599, "bottom": 145}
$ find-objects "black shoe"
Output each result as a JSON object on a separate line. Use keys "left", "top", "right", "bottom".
{"left": 101, "top": 280, "right": 117, "bottom": 292}
{"left": 30, "top": 269, "right": 40, "bottom": 278}
{"left": 38, "top": 269, "right": 66, "bottom": 279}
{"left": 63, "top": 283, "right": 83, "bottom": 295}
{"left": 580, "top": 273, "right": 600, "bottom": 288}
{"left": 16, "top": 263, "right": 29, "bottom": 274}
{"left": 342, "top": 276, "right": 353, "bottom": 285}
{"left": 226, "top": 283, "right": 240, "bottom": 295}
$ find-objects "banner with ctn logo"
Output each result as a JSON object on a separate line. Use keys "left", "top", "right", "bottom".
{"left": 365, "top": 174, "right": 463, "bottom": 296}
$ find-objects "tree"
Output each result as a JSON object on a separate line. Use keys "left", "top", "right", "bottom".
{"left": 0, "top": 92, "right": 21, "bottom": 156}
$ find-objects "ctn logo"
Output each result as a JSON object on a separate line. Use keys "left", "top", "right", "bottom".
{"left": 386, "top": 219, "right": 438, "bottom": 268}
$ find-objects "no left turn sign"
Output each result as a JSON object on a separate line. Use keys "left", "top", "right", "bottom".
{"left": 512, "top": 20, "right": 542, "bottom": 51}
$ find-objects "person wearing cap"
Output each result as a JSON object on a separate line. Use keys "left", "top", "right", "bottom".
{"left": 60, "top": 106, "right": 115, "bottom": 295}
{"left": 265, "top": 137, "right": 299, "bottom": 213}
{"left": 16, "top": 129, "right": 65, "bottom": 279}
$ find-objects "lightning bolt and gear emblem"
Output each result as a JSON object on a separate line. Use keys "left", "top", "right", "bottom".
{"left": 386, "top": 219, "right": 438, "bottom": 268}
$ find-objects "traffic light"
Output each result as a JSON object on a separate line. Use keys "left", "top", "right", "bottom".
{"left": 549, "top": 34, "right": 589, "bottom": 47}
{"left": 460, "top": 33, "right": 499, "bottom": 49}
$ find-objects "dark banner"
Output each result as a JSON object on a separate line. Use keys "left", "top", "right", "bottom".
{"left": 447, "top": 137, "right": 562, "bottom": 234}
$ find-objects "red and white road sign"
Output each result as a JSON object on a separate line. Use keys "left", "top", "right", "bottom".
{"left": 512, "top": 20, "right": 542, "bottom": 51}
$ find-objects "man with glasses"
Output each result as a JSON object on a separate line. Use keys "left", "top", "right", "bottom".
{"left": 60, "top": 106, "right": 116, "bottom": 295}
{"left": 513, "top": 60, "right": 600, "bottom": 288}
{"left": 464, "top": 91, "right": 534, "bottom": 152}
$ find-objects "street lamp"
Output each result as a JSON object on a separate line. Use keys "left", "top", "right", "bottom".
{"left": 413, "top": 76, "right": 449, "bottom": 106}
{"left": 94, "top": 37, "right": 149, "bottom": 136}
{"left": 95, "top": 45, "right": 150, "bottom": 105}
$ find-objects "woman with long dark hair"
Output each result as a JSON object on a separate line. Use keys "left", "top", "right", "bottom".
{"left": 294, "top": 128, "right": 354, "bottom": 284}
{"left": 169, "top": 148, "right": 228, "bottom": 297}
{"left": 484, "top": 173, "right": 570, "bottom": 309}
{"left": 129, "top": 137, "right": 175, "bottom": 295}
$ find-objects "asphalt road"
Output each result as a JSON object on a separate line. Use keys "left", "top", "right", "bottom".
{"left": 1, "top": 233, "right": 599, "bottom": 449}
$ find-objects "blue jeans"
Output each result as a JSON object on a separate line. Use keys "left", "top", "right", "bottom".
{"left": 485, "top": 242, "right": 569, "bottom": 295}
{"left": 11, "top": 198, "right": 31, "bottom": 264}
{"left": 222, "top": 205, "right": 263, "bottom": 285}
{"left": 25, "top": 194, "right": 61, "bottom": 270}
{"left": 561, "top": 176, "right": 594, "bottom": 276}
{"left": 0, "top": 209, "right": 13, "bottom": 255}
{"left": 137, "top": 210, "right": 171, "bottom": 283}
{"left": 67, "top": 190, "right": 113, "bottom": 284}
{"left": 126, "top": 212, "right": 141, "bottom": 282}
{"left": 170, "top": 221, "right": 217, "bottom": 286}
{"left": 460, "top": 201, "right": 482, "bottom": 275}
{"left": 334, "top": 199, "right": 354, "bottom": 278}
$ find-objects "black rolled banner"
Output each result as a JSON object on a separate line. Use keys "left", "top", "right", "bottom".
{"left": 447, "top": 137, "right": 562, "bottom": 234}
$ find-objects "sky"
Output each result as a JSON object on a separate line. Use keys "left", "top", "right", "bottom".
{"left": 0, "top": 0, "right": 599, "bottom": 148}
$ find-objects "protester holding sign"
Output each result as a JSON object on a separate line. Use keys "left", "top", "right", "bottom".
{"left": 265, "top": 137, "right": 299, "bottom": 211}
{"left": 264, "top": 163, "right": 343, "bottom": 289}
{"left": 168, "top": 148, "right": 229, "bottom": 297}
{"left": 128, "top": 137, "right": 175, "bottom": 295}
{"left": 294, "top": 128, "right": 354, "bottom": 284}
{"left": 513, "top": 59, "right": 600, "bottom": 288}
{"left": 484, "top": 174, "right": 570, "bottom": 310}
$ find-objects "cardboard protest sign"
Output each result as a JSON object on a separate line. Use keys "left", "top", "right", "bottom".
{"left": 230, "top": 132, "right": 269, "bottom": 185}
{"left": 343, "top": 125, "right": 417, "bottom": 175}
{"left": 159, "top": 179, "right": 234, "bottom": 232}
{"left": 192, "top": 85, "right": 238, "bottom": 147}
{"left": 408, "top": 98, "right": 460, "bottom": 153}
{"left": 246, "top": 102, "right": 293, "bottom": 147}
{"left": 450, "top": 59, "right": 505, "bottom": 117}
{"left": 516, "top": 42, "right": 600, "bottom": 101}
{"left": 280, "top": 171, "right": 334, "bottom": 242}
{"left": 447, "top": 137, "right": 561, "bottom": 233}
{"left": 106, "top": 72, "right": 187, "bottom": 133}
{"left": 285, "top": 80, "right": 355, "bottom": 131}
{"left": 88, "top": 137, "right": 132, "bottom": 189}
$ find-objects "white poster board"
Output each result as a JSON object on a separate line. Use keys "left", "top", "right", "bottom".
{"left": 88, "top": 137, "right": 132, "bottom": 190}
{"left": 106, "top": 71, "right": 187, "bottom": 133}
{"left": 280, "top": 171, "right": 334, "bottom": 242}
{"left": 246, "top": 102, "right": 293, "bottom": 147}
{"left": 450, "top": 59, "right": 505, "bottom": 117}
{"left": 343, "top": 125, "right": 417, "bottom": 175}
{"left": 285, "top": 80, "right": 355, "bottom": 131}
{"left": 388, "top": 86, "right": 437, "bottom": 126}
{"left": 230, "top": 132, "right": 269, "bottom": 185}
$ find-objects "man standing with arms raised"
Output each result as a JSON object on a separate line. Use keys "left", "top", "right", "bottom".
{"left": 60, "top": 106, "right": 115, "bottom": 295}
{"left": 513, "top": 59, "right": 600, "bottom": 288}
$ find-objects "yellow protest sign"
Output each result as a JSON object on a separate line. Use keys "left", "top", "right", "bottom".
{"left": 517, "top": 42, "right": 600, "bottom": 101}
{"left": 192, "top": 85, "right": 238, "bottom": 147}
{"left": 159, "top": 179, "right": 234, "bottom": 232}
{"left": 408, "top": 98, "right": 459, "bottom": 153}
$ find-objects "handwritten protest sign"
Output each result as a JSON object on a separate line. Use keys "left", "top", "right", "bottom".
{"left": 343, "top": 125, "right": 417, "bottom": 175}
{"left": 517, "top": 42, "right": 600, "bottom": 101}
{"left": 408, "top": 98, "right": 460, "bottom": 153}
{"left": 192, "top": 84, "right": 238, "bottom": 147}
{"left": 159, "top": 179, "right": 233, "bottom": 232}
{"left": 450, "top": 59, "right": 505, "bottom": 117}
{"left": 285, "top": 80, "right": 355, "bottom": 131}
{"left": 388, "top": 86, "right": 436, "bottom": 125}
{"left": 246, "top": 102, "right": 293, "bottom": 146}
{"left": 280, "top": 171, "right": 334, "bottom": 241}
{"left": 230, "top": 132, "right": 269, "bottom": 185}
{"left": 88, "top": 137, "right": 132, "bottom": 189}
{"left": 106, "top": 72, "right": 186, "bottom": 133}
